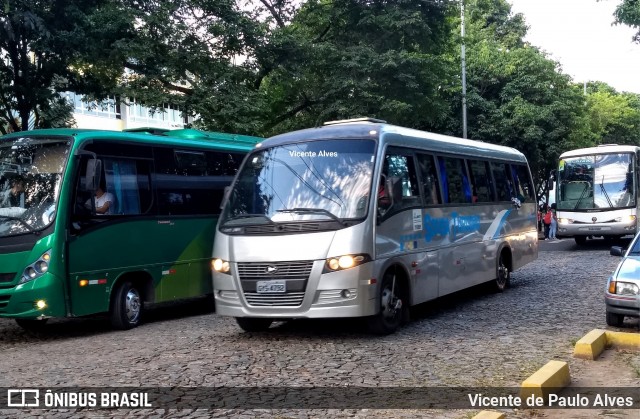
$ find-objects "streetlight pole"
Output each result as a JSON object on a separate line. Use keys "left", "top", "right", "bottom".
{"left": 461, "top": 0, "right": 468, "bottom": 139}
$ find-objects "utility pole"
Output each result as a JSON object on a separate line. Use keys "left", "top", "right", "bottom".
{"left": 461, "top": 0, "right": 468, "bottom": 139}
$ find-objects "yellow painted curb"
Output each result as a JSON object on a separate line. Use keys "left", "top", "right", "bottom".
{"left": 520, "top": 360, "right": 570, "bottom": 400}
{"left": 573, "top": 329, "right": 607, "bottom": 360}
{"left": 573, "top": 329, "right": 640, "bottom": 359}
{"left": 472, "top": 411, "right": 505, "bottom": 419}
{"left": 605, "top": 330, "right": 640, "bottom": 351}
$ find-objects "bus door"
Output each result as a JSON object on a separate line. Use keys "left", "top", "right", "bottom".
{"left": 67, "top": 147, "right": 156, "bottom": 316}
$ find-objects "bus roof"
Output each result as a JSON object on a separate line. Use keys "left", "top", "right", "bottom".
{"left": 560, "top": 144, "right": 640, "bottom": 159}
{"left": 1, "top": 128, "right": 262, "bottom": 152}
{"left": 262, "top": 121, "right": 527, "bottom": 162}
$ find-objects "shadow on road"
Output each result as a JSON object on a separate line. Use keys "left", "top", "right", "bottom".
{"left": 0, "top": 296, "right": 215, "bottom": 342}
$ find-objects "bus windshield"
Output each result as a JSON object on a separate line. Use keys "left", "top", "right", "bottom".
{"left": 0, "top": 136, "right": 71, "bottom": 237}
{"left": 221, "top": 139, "right": 376, "bottom": 227}
{"left": 557, "top": 153, "right": 635, "bottom": 211}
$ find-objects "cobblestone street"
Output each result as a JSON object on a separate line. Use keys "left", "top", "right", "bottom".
{"left": 1, "top": 239, "right": 638, "bottom": 418}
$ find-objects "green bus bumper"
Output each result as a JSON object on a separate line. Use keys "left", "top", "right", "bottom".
{"left": 0, "top": 272, "right": 67, "bottom": 319}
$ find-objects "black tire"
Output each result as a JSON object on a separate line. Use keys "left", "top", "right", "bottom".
{"left": 235, "top": 317, "right": 272, "bottom": 332}
{"left": 606, "top": 311, "right": 624, "bottom": 327}
{"left": 367, "top": 271, "right": 405, "bottom": 335}
{"left": 110, "top": 281, "right": 143, "bottom": 330}
{"left": 494, "top": 252, "right": 511, "bottom": 292}
{"left": 575, "top": 236, "right": 587, "bottom": 246}
{"left": 15, "top": 318, "right": 48, "bottom": 331}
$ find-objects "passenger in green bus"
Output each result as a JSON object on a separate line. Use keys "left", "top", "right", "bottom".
{"left": 85, "top": 185, "right": 115, "bottom": 215}
{"left": 0, "top": 177, "right": 25, "bottom": 208}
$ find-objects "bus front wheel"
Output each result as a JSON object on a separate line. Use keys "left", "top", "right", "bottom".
{"left": 367, "top": 272, "right": 405, "bottom": 335}
{"left": 575, "top": 236, "right": 587, "bottom": 246}
{"left": 110, "top": 281, "right": 143, "bottom": 330}
{"left": 235, "top": 317, "right": 272, "bottom": 332}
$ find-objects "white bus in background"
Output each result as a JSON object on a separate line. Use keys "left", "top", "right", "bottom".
{"left": 556, "top": 145, "right": 640, "bottom": 245}
{"left": 212, "top": 118, "right": 539, "bottom": 334}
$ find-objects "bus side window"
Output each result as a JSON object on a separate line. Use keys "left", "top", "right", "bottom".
{"left": 467, "top": 160, "right": 494, "bottom": 203}
{"left": 416, "top": 153, "right": 441, "bottom": 205}
{"left": 491, "top": 162, "right": 513, "bottom": 202}
{"left": 438, "top": 156, "right": 471, "bottom": 204}
{"left": 511, "top": 164, "right": 534, "bottom": 202}
{"left": 381, "top": 152, "right": 420, "bottom": 213}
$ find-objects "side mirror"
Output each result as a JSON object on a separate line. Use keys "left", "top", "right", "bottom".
{"left": 85, "top": 158, "right": 102, "bottom": 192}
{"left": 610, "top": 246, "right": 624, "bottom": 257}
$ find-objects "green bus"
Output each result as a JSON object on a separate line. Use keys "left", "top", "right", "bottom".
{"left": 0, "top": 128, "right": 260, "bottom": 330}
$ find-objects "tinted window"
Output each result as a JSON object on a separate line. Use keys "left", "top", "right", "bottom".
{"left": 416, "top": 153, "right": 441, "bottom": 205}
{"left": 491, "top": 162, "right": 513, "bottom": 201}
{"left": 468, "top": 160, "right": 494, "bottom": 203}
{"left": 379, "top": 151, "right": 421, "bottom": 214}
{"left": 438, "top": 156, "right": 471, "bottom": 204}
{"left": 511, "top": 164, "right": 534, "bottom": 201}
{"left": 155, "top": 147, "right": 243, "bottom": 216}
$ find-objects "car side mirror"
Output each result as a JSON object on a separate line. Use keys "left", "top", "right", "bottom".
{"left": 610, "top": 246, "right": 624, "bottom": 257}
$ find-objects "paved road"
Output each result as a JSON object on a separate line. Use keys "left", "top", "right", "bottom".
{"left": 0, "top": 238, "right": 637, "bottom": 418}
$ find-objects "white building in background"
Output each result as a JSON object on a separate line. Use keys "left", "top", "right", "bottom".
{"left": 63, "top": 92, "right": 192, "bottom": 131}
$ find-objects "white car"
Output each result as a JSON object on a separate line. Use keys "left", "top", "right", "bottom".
{"left": 607, "top": 235, "right": 640, "bottom": 327}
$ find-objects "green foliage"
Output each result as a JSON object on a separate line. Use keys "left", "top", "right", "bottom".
{"left": 615, "top": 0, "right": 640, "bottom": 42}
{"left": 0, "top": 0, "right": 134, "bottom": 133}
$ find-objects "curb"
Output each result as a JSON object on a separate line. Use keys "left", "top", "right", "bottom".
{"left": 573, "top": 329, "right": 640, "bottom": 360}
{"left": 519, "top": 360, "right": 570, "bottom": 399}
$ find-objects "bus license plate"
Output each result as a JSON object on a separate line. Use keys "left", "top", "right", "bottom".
{"left": 257, "top": 280, "right": 286, "bottom": 293}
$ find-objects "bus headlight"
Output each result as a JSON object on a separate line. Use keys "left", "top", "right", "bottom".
{"left": 20, "top": 250, "right": 52, "bottom": 284}
{"left": 212, "top": 258, "right": 231, "bottom": 274}
{"left": 614, "top": 215, "right": 636, "bottom": 223}
{"left": 558, "top": 218, "right": 572, "bottom": 225}
{"left": 324, "top": 254, "right": 371, "bottom": 273}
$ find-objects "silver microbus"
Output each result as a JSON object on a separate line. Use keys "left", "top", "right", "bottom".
{"left": 556, "top": 145, "right": 640, "bottom": 245}
{"left": 213, "top": 119, "right": 538, "bottom": 334}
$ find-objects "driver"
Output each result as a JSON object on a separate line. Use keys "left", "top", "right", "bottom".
{"left": 0, "top": 177, "right": 25, "bottom": 208}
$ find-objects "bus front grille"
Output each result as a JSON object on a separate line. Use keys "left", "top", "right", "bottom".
{"left": 243, "top": 292, "right": 305, "bottom": 306}
{"left": 0, "top": 272, "right": 16, "bottom": 284}
{"left": 237, "top": 261, "right": 313, "bottom": 306}
{"left": 237, "top": 261, "right": 314, "bottom": 279}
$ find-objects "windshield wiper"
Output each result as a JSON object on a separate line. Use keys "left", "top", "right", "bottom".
{"left": 573, "top": 182, "right": 590, "bottom": 210}
{"left": 599, "top": 176, "right": 614, "bottom": 209}
{"left": 0, "top": 215, "right": 39, "bottom": 234}
{"left": 276, "top": 208, "right": 345, "bottom": 225}
{"left": 223, "top": 213, "right": 275, "bottom": 224}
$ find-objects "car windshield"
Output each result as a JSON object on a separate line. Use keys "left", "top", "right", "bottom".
{"left": 221, "top": 139, "right": 376, "bottom": 226}
{"left": 629, "top": 236, "right": 640, "bottom": 255}
{"left": 556, "top": 153, "right": 635, "bottom": 210}
{"left": 0, "top": 136, "right": 71, "bottom": 237}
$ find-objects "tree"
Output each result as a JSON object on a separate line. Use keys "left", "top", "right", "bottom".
{"left": 257, "top": 0, "right": 456, "bottom": 135}
{"left": 0, "top": 0, "right": 135, "bottom": 134}
{"left": 441, "top": 0, "right": 586, "bottom": 196}
{"left": 614, "top": 0, "right": 640, "bottom": 42}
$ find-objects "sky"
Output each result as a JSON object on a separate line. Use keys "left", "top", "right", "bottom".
{"left": 509, "top": 0, "right": 640, "bottom": 93}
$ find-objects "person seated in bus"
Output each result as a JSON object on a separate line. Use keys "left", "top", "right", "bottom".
{"left": 0, "top": 177, "right": 25, "bottom": 208}
{"left": 85, "top": 185, "right": 115, "bottom": 215}
{"left": 378, "top": 175, "right": 391, "bottom": 214}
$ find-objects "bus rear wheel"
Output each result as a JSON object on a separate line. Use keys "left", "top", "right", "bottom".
{"left": 15, "top": 318, "right": 48, "bottom": 331}
{"left": 110, "top": 281, "right": 143, "bottom": 330}
{"left": 494, "top": 252, "right": 511, "bottom": 292}
{"left": 367, "top": 272, "right": 405, "bottom": 335}
{"left": 235, "top": 317, "right": 273, "bottom": 332}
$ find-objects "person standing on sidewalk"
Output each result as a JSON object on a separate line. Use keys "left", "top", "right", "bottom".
{"left": 549, "top": 208, "right": 558, "bottom": 240}
{"left": 543, "top": 209, "right": 552, "bottom": 240}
